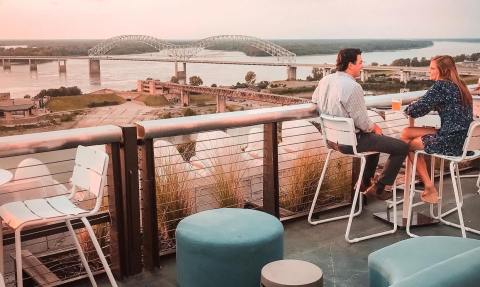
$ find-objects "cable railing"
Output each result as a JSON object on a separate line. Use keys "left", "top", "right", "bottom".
{"left": 0, "top": 87, "right": 477, "bottom": 285}
{"left": 0, "top": 125, "right": 136, "bottom": 286}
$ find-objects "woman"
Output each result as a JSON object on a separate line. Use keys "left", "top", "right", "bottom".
{"left": 400, "top": 55, "right": 473, "bottom": 204}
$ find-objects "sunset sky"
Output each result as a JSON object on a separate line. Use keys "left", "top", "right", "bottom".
{"left": 0, "top": 0, "right": 478, "bottom": 39}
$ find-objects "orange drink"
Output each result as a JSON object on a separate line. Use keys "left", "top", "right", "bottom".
{"left": 391, "top": 99, "right": 402, "bottom": 111}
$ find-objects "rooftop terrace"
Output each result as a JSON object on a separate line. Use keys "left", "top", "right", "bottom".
{"left": 119, "top": 173, "right": 480, "bottom": 287}
{"left": 0, "top": 89, "right": 478, "bottom": 286}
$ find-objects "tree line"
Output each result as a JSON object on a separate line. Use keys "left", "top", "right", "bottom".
{"left": 1, "top": 39, "right": 434, "bottom": 57}
{"left": 35, "top": 86, "right": 82, "bottom": 99}
{"left": 391, "top": 53, "right": 480, "bottom": 67}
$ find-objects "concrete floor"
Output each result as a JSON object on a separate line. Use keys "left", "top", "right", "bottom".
{"left": 105, "top": 171, "right": 480, "bottom": 287}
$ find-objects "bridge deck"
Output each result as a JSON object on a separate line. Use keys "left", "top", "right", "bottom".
{"left": 2, "top": 55, "right": 480, "bottom": 75}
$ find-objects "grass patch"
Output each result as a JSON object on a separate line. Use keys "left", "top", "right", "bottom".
{"left": 209, "top": 152, "right": 246, "bottom": 208}
{"left": 183, "top": 108, "right": 197, "bottom": 117}
{"left": 280, "top": 152, "right": 352, "bottom": 212}
{"left": 59, "top": 113, "right": 74, "bottom": 122}
{"left": 155, "top": 156, "right": 193, "bottom": 249}
{"left": 136, "top": 94, "right": 169, "bottom": 106}
{"left": 269, "top": 86, "right": 316, "bottom": 95}
{"left": 46, "top": 94, "right": 125, "bottom": 112}
{"left": 226, "top": 105, "right": 244, "bottom": 112}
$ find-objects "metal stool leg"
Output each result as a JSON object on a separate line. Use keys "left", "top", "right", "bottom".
{"left": 345, "top": 157, "right": 398, "bottom": 243}
{"left": 406, "top": 152, "right": 420, "bottom": 238}
{"left": 308, "top": 150, "right": 364, "bottom": 226}
{"left": 308, "top": 150, "right": 349, "bottom": 225}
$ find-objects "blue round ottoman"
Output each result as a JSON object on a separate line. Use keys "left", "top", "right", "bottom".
{"left": 176, "top": 208, "right": 284, "bottom": 287}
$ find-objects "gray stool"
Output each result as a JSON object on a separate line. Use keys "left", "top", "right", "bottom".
{"left": 261, "top": 259, "right": 323, "bottom": 287}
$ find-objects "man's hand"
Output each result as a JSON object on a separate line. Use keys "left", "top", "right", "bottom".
{"left": 372, "top": 123, "right": 383, "bottom": 135}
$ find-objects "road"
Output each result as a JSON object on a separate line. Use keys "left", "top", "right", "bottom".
{"left": 73, "top": 101, "right": 159, "bottom": 127}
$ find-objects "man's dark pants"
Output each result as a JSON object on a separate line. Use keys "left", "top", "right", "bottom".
{"left": 336, "top": 132, "right": 409, "bottom": 187}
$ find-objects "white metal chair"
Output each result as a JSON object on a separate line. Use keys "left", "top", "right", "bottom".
{"left": 307, "top": 114, "right": 397, "bottom": 243}
{"left": 12, "top": 158, "right": 69, "bottom": 200}
{"left": 0, "top": 146, "right": 118, "bottom": 287}
{"left": 406, "top": 121, "right": 480, "bottom": 238}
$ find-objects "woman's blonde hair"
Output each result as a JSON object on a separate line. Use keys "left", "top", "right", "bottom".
{"left": 431, "top": 55, "right": 472, "bottom": 107}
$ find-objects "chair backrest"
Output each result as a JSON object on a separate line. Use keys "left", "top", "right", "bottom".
{"left": 12, "top": 157, "right": 68, "bottom": 200}
{"left": 461, "top": 120, "right": 480, "bottom": 158}
{"left": 14, "top": 158, "right": 51, "bottom": 180}
{"left": 319, "top": 114, "right": 358, "bottom": 154}
{"left": 71, "top": 146, "right": 109, "bottom": 204}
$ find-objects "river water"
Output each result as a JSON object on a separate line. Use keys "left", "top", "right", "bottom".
{"left": 1, "top": 41, "right": 479, "bottom": 98}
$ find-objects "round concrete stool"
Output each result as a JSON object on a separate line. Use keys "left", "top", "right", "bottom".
{"left": 261, "top": 259, "right": 323, "bottom": 287}
{"left": 176, "top": 208, "right": 284, "bottom": 287}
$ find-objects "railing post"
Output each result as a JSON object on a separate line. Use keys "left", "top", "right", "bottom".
{"left": 121, "top": 126, "right": 142, "bottom": 275}
{"left": 263, "top": 122, "right": 280, "bottom": 218}
{"left": 139, "top": 138, "right": 160, "bottom": 271}
{"left": 106, "top": 142, "right": 126, "bottom": 279}
{"left": 107, "top": 126, "right": 142, "bottom": 278}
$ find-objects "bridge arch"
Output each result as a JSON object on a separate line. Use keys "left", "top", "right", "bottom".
{"left": 88, "top": 34, "right": 296, "bottom": 63}
{"left": 87, "top": 35, "right": 176, "bottom": 57}
{"left": 190, "top": 35, "right": 296, "bottom": 63}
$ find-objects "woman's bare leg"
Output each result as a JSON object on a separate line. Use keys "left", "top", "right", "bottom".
{"left": 400, "top": 127, "right": 436, "bottom": 144}
{"left": 408, "top": 138, "right": 438, "bottom": 203}
{"left": 400, "top": 127, "right": 438, "bottom": 203}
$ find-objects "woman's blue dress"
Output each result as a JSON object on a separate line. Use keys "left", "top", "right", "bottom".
{"left": 405, "top": 80, "right": 473, "bottom": 156}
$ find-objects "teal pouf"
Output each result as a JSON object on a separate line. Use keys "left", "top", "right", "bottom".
{"left": 176, "top": 208, "right": 284, "bottom": 287}
{"left": 368, "top": 236, "right": 480, "bottom": 287}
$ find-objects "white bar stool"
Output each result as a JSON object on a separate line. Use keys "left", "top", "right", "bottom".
{"left": 406, "top": 121, "right": 480, "bottom": 238}
{"left": 307, "top": 114, "right": 398, "bottom": 243}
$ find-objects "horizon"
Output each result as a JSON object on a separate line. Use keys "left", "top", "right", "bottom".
{"left": 1, "top": 37, "right": 479, "bottom": 41}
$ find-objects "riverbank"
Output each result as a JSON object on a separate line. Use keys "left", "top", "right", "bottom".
{"left": 0, "top": 39, "right": 435, "bottom": 57}
{"left": 210, "top": 39, "right": 433, "bottom": 56}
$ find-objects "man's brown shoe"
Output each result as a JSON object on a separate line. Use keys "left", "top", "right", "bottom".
{"left": 363, "top": 183, "right": 393, "bottom": 201}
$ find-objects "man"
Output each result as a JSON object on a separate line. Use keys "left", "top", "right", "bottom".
{"left": 312, "top": 48, "right": 408, "bottom": 200}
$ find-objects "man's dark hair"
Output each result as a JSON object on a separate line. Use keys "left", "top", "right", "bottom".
{"left": 336, "top": 48, "right": 362, "bottom": 71}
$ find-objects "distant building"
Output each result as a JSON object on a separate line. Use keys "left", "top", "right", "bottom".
{"left": 0, "top": 93, "right": 37, "bottom": 121}
{"left": 459, "top": 60, "right": 480, "bottom": 69}
{"left": 0, "top": 93, "right": 10, "bottom": 101}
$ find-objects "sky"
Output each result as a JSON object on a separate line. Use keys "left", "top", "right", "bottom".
{"left": 0, "top": 0, "right": 478, "bottom": 40}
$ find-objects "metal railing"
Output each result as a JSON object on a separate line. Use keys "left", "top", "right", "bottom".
{"left": 0, "top": 86, "right": 477, "bottom": 285}
{"left": 0, "top": 125, "right": 143, "bottom": 285}
{"left": 136, "top": 103, "right": 360, "bottom": 269}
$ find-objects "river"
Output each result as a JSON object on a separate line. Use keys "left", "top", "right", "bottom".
{"left": 1, "top": 41, "right": 479, "bottom": 98}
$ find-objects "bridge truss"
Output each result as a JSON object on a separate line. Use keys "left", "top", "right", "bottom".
{"left": 88, "top": 35, "right": 296, "bottom": 63}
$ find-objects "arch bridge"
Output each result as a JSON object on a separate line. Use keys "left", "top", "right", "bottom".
{"left": 87, "top": 34, "right": 296, "bottom": 63}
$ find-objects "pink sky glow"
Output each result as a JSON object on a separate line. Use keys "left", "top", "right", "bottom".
{"left": 0, "top": 0, "right": 478, "bottom": 39}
